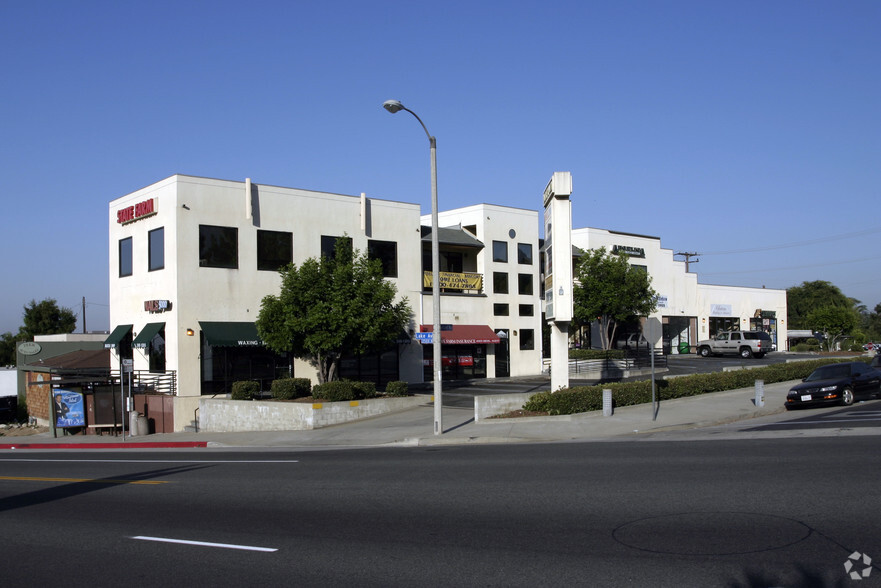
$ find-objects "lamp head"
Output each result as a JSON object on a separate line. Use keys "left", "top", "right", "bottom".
{"left": 383, "top": 99, "right": 404, "bottom": 114}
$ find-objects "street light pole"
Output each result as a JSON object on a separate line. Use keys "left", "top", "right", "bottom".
{"left": 383, "top": 99, "right": 443, "bottom": 435}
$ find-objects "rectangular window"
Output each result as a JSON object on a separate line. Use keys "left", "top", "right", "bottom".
{"left": 148, "top": 227, "right": 164, "bottom": 272}
{"left": 492, "top": 240, "right": 508, "bottom": 263}
{"left": 119, "top": 237, "right": 132, "bottom": 277}
{"left": 519, "top": 329, "right": 535, "bottom": 350}
{"left": 258, "top": 230, "right": 293, "bottom": 271}
{"left": 518, "top": 273, "right": 533, "bottom": 296}
{"left": 368, "top": 239, "right": 398, "bottom": 277}
{"left": 321, "top": 235, "right": 353, "bottom": 260}
{"left": 517, "top": 243, "right": 533, "bottom": 265}
{"left": 493, "top": 303, "right": 509, "bottom": 316}
{"left": 493, "top": 272, "right": 509, "bottom": 294}
{"left": 519, "top": 304, "right": 534, "bottom": 317}
{"left": 199, "top": 225, "right": 238, "bottom": 269}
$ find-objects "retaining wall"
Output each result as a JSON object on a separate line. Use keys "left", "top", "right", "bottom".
{"left": 199, "top": 395, "right": 430, "bottom": 432}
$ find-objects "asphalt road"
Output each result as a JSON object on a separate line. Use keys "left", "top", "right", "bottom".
{"left": 2, "top": 436, "right": 880, "bottom": 586}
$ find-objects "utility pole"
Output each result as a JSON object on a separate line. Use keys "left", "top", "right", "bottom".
{"left": 82, "top": 296, "right": 87, "bottom": 333}
{"left": 675, "top": 252, "right": 700, "bottom": 272}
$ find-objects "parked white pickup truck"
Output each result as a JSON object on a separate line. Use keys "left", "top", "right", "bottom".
{"left": 697, "top": 330, "right": 774, "bottom": 359}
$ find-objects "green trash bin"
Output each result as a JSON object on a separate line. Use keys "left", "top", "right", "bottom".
{"left": 678, "top": 341, "right": 691, "bottom": 354}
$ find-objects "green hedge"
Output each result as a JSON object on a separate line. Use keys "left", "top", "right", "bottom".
{"left": 231, "top": 381, "right": 259, "bottom": 400}
{"left": 271, "top": 378, "right": 312, "bottom": 400}
{"left": 312, "top": 381, "right": 356, "bottom": 402}
{"left": 384, "top": 381, "right": 409, "bottom": 397}
{"left": 352, "top": 381, "right": 377, "bottom": 399}
{"left": 523, "top": 358, "right": 868, "bottom": 416}
{"left": 569, "top": 348, "right": 625, "bottom": 360}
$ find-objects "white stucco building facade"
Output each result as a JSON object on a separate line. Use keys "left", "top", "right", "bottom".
{"left": 570, "top": 227, "right": 788, "bottom": 352}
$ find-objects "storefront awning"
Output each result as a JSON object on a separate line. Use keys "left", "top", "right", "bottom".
{"left": 419, "top": 324, "right": 501, "bottom": 345}
{"left": 104, "top": 324, "right": 132, "bottom": 349}
{"left": 200, "top": 321, "right": 264, "bottom": 347}
{"left": 133, "top": 322, "right": 165, "bottom": 349}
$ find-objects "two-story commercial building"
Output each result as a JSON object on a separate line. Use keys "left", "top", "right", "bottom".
{"left": 107, "top": 175, "right": 543, "bottom": 430}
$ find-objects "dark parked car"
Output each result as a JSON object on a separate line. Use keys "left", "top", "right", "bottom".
{"left": 785, "top": 361, "right": 881, "bottom": 409}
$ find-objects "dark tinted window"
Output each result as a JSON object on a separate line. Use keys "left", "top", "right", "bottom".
{"left": 744, "top": 332, "right": 772, "bottom": 340}
{"left": 199, "top": 225, "right": 238, "bottom": 268}
{"left": 148, "top": 228, "right": 164, "bottom": 271}
{"left": 493, "top": 272, "right": 509, "bottom": 294}
{"left": 321, "top": 235, "right": 353, "bottom": 260}
{"left": 368, "top": 239, "right": 398, "bottom": 277}
{"left": 493, "top": 303, "right": 509, "bottom": 316}
{"left": 517, "top": 243, "right": 533, "bottom": 264}
{"left": 493, "top": 240, "right": 508, "bottom": 263}
{"left": 119, "top": 237, "right": 133, "bottom": 277}
{"left": 258, "top": 230, "right": 293, "bottom": 271}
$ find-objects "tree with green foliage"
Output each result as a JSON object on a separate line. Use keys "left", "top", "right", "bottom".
{"left": 0, "top": 332, "right": 16, "bottom": 366}
{"left": 805, "top": 305, "right": 858, "bottom": 351}
{"left": 19, "top": 299, "right": 77, "bottom": 340}
{"left": 573, "top": 246, "right": 658, "bottom": 350}
{"left": 256, "top": 239, "right": 412, "bottom": 383}
{"left": 786, "top": 281, "right": 854, "bottom": 330}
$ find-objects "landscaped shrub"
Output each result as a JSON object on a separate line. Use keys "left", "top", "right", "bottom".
{"left": 385, "top": 380, "right": 409, "bottom": 397}
{"left": 569, "top": 348, "right": 625, "bottom": 360}
{"left": 231, "top": 381, "right": 259, "bottom": 400}
{"left": 792, "top": 343, "right": 812, "bottom": 352}
{"left": 271, "top": 378, "right": 311, "bottom": 400}
{"left": 312, "top": 380, "right": 355, "bottom": 402}
{"left": 523, "top": 357, "right": 866, "bottom": 416}
{"left": 352, "top": 381, "right": 377, "bottom": 399}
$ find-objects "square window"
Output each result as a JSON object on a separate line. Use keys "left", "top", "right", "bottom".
{"left": 119, "top": 237, "right": 132, "bottom": 277}
{"left": 258, "top": 230, "right": 293, "bottom": 271}
{"left": 519, "top": 304, "right": 534, "bottom": 317}
{"left": 518, "top": 273, "right": 533, "bottom": 296}
{"left": 493, "top": 272, "right": 509, "bottom": 294}
{"left": 199, "top": 225, "right": 238, "bottom": 269}
{"left": 148, "top": 227, "right": 164, "bottom": 272}
{"left": 368, "top": 239, "right": 398, "bottom": 277}
{"left": 321, "top": 235, "right": 353, "bottom": 260}
{"left": 492, "top": 240, "right": 508, "bottom": 263}
{"left": 519, "top": 329, "right": 535, "bottom": 350}
{"left": 493, "top": 303, "right": 509, "bottom": 316}
{"left": 517, "top": 243, "right": 533, "bottom": 265}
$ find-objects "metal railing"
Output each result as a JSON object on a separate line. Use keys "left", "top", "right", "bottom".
{"left": 544, "top": 349, "right": 667, "bottom": 375}
{"left": 110, "top": 370, "right": 177, "bottom": 395}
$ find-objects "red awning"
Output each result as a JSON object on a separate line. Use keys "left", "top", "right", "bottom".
{"left": 420, "top": 324, "right": 501, "bottom": 344}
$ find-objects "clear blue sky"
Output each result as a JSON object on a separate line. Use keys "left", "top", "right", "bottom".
{"left": 2, "top": 1, "right": 879, "bottom": 335}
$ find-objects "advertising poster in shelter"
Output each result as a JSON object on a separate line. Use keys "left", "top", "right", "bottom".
{"left": 54, "top": 390, "right": 86, "bottom": 428}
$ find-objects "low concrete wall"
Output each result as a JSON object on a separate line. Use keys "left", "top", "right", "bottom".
{"left": 199, "top": 395, "right": 430, "bottom": 432}
{"left": 474, "top": 393, "right": 534, "bottom": 422}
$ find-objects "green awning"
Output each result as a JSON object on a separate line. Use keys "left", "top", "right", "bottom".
{"left": 104, "top": 324, "right": 132, "bottom": 349}
{"left": 133, "top": 322, "right": 165, "bottom": 349}
{"left": 199, "top": 321, "right": 263, "bottom": 347}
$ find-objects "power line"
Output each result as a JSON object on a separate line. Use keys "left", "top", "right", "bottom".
{"left": 700, "top": 226, "right": 881, "bottom": 256}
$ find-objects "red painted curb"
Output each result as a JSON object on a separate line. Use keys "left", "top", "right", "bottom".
{"left": 0, "top": 442, "right": 208, "bottom": 450}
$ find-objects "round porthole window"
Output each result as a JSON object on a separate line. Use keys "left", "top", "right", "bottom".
{"left": 508, "top": 229, "right": 516, "bottom": 239}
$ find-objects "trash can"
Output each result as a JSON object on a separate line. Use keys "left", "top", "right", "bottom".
{"left": 678, "top": 341, "right": 691, "bottom": 355}
{"left": 137, "top": 414, "right": 149, "bottom": 436}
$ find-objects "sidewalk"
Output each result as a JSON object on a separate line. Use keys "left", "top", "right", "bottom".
{"left": 0, "top": 380, "right": 802, "bottom": 450}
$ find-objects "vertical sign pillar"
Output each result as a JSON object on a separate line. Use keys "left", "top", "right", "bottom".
{"left": 543, "top": 172, "right": 573, "bottom": 392}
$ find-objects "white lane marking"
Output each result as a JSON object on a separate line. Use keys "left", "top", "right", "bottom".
{"left": 0, "top": 459, "right": 299, "bottom": 463}
{"left": 132, "top": 536, "right": 277, "bottom": 552}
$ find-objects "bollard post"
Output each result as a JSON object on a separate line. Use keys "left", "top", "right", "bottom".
{"left": 603, "top": 388, "right": 613, "bottom": 416}
{"left": 754, "top": 380, "right": 765, "bottom": 408}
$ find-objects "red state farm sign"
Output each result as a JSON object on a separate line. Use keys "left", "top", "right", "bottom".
{"left": 117, "top": 198, "right": 158, "bottom": 224}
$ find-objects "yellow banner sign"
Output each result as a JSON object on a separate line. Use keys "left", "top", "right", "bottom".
{"left": 423, "top": 271, "right": 483, "bottom": 290}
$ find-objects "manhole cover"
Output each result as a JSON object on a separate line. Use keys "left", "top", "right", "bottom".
{"left": 613, "top": 512, "right": 811, "bottom": 556}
